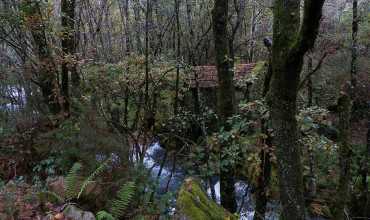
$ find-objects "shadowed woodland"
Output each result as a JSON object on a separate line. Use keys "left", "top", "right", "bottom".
{"left": 0, "top": 0, "right": 369, "bottom": 219}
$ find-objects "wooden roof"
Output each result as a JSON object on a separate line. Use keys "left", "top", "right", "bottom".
{"left": 188, "top": 63, "right": 256, "bottom": 88}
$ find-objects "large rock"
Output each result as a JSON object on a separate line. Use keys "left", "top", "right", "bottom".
{"left": 175, "top": 178, "right": 238, "bottom": 220}
{"left": 63, "top": 205, "right": 96, "bottom": 220}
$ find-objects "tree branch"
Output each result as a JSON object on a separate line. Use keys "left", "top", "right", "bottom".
{"left": 291, "top": 0, "right": 326, "bottom": 56}
{"left": 298, "top": 52, "right": 328, "bottom": 90}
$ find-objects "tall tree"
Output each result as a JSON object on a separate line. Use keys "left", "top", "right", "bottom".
{"left": 333, "top": 93, "right": 353, "bottom": 220}
{"left": 334, "top": 1, "right": 358, "bottom": 218}
{"left": 23, "top": 0, "right": 62, "bottom": 115}
{"left": 254, "top": 39, "right": 273, "bottom": 220}
{"left": 350, "top": 0, "right": 358, "bottom": 90}
{"left": 364, "top": 121, "right": 370, "bottom": 217}
{"left": 173, "top": 0, "right": 181, "bottom": 115}
{"left": 268, "top": 0, "right": 325, "bottom": 219}
{"left": 212, "top": 0, "right": 237, "bottom": 212}
{"left": 61, "top": 0, "right": 77, "bottom": 115}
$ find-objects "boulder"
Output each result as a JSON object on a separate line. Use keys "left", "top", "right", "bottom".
{"left": 175, "top": 178, "right": 238, "bottom": 220}
{"left": 63, "top": 205, "right": 96, "bottom": 220}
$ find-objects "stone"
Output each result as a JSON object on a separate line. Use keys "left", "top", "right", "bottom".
{"left": 175, "top": 178, "right": 238, "bottom": 220}
{"left": 63, "top": 205, "right": 96, "bottom": 220}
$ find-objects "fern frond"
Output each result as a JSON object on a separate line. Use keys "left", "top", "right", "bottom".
{"left": 77, "top": 157, "right": 111, "bottom": 199}
{"left": 37, "top": 191, "right": 64, "bottom": 204}
{"left": 96, "top": 210, "right": 115, "bottom": 220}
{"left": 110, "top": 181, "right": 136, "bottom": 219}
{"left": 65, "top": 162, "right": 83, "bottom": 199}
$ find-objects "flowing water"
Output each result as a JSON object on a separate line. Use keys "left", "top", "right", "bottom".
{"left": 143, "top": 143, "right": 279, "bottom": 220}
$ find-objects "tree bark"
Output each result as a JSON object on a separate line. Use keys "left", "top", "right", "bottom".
{"left": 212, "top": 0, "right": 236, "bottom": 212}
{"left": 333, "top": 94, "right": 353, "bottom": 220}
{"left": 334, "top": 1, "right": 358, "bottom": 219}
{"left": 254, "top": 124, "right": 272, "bottom": 220}
{"left": 185, "top": 0, "right": 201, "bottom": 118}
{"left": 61, "top": 0, "right": 77, "bottom": 115}
{"left": 364, "top": 120, "right": 370, "bottom": 217}
{"left": 23, "top": 0, "right": 62, "bottom": 115}
{"left": 350, "top": 0, "right": 358, "bottom": 90}
{"left": 248, "top": 1, "right": 256, "bottom": 63}
{"left": 118, "top": 0, "right": 131, "bottom": 126}
{"left": 254, "top": 55, "right": 273, "bottom": 220}
{"left": 173, "top": 0, "right": 181, "bottom": 115}
{"left": 307, "top": 56, "right": 313, "bottom": 107}
{"left": 268, "top": 0, "right": 325, "bottom": 219}
{"left": 133, "top": 0, "right": 143, "bottom": 54}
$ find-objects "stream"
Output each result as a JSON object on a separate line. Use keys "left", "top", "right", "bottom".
{"left": 143, "top": 143, "right": 279, "bottom": 220}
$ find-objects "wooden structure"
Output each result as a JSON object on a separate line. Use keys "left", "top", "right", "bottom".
{"left": 188, "top": 63, "right": 257, "bottom": 88}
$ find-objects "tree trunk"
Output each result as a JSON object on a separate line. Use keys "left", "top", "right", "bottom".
{"left": 333, "top": 94, "right": 353, "bottom": 220}
{"left": 212, "top": 0, "right": 236, "bottom": 212}
{"left": 254, "top": 55, "right": 273, "bottom": 220}
{"left": 306, "top": 56, "right": 317, "bottom": 200}
{"left": 307, "top": 56, "right": 313, "bottom": 107}
{"left": 23, "top": 0, "right": 62, "bottom": 115}
{"left": 364, "top": 121, "right": 370, "bottom": 217}
{"left": 350, "top": 0, "right": 358, "bottom": 90}
{"left": 173, "top": 0, "right": 181, "bottom": 115}
{"left": 133, "top": 0, "right": 143, "bottom": 54}
{"left": 334, "top": 1, "right": 358, "bottom": 219}
{"left": 268, "top": 0, "right": 325, "bottom": 219}
{"left": 254, "top": 124, "right": 272, "bottom": 220}
{"left": 61, "top": 0, "right": 77, "bottom": 115}
{"left": 248, "top": 1, "right": 256, "bottom": 63}
{"left": 185, "top": 0, "right": 201, "bottom": 119}
{"left": 118, "top": 0, "right": 131, "bottom": 126}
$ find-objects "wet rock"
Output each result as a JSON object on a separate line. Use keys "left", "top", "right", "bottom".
{"left": 175, "top": 178, "right": 237, "bottom": 220}
{"left": 63, "top": 205, "right": 96, "bottom": 220}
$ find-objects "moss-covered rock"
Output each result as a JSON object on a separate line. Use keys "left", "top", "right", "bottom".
{"left": 175, "top": 178, "right": 238, "bottom": 220}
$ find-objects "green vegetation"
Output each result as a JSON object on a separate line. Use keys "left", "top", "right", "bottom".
{"left": 0, "top": 0, "right": 369, "bottom": 219}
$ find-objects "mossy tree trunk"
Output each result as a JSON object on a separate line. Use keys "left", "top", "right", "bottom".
{"left": 212, "top": 0, "right": 236, "bottom": 212}
{"left": 23, "top": 0, "right": 62, "bottom": 115}
{"left": 61, "top": 0, "right": 78, "bottom": 115}
{"left": 364, "top": 121, "right": 370, "bottom": 217}
{"left": 334, "top": 1, "right": 358, "bottom": 219}
{"left": 254, "top": 53, "right": 272, "bottom": 220}
{"left": 333, "top": 94, "right": 353, "bottom": 220}
{"left": 268, "top": 0, "right": 325, "bottom": 219}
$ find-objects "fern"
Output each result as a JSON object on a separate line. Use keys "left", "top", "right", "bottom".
{"left": 110, "top": 181, "right": 136, "bottom": 219}
{"left": 37, "top": 191, "right": 64, "bottom": 204}
{"left": 96, "top": 210, "right": 115, "bottom": 220}
{"left": 65, "top": 162, "right": 82, "bottom": 199}
{"left": 77, "top": 158, "right": 111, "bottom": 199}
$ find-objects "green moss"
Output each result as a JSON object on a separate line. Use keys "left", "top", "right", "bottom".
{"left": 176, "top": 178, "right": 238, "bottom": 220}
{"left": 250, "top": 61, "right": 267, "bottom": 77}
{"left": 246, "top": 61, "right": 268, "bottom": 100}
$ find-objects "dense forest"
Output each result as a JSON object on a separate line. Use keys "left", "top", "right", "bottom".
{"left": 0, "top": 0, "right": 369, "bottom": 219}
